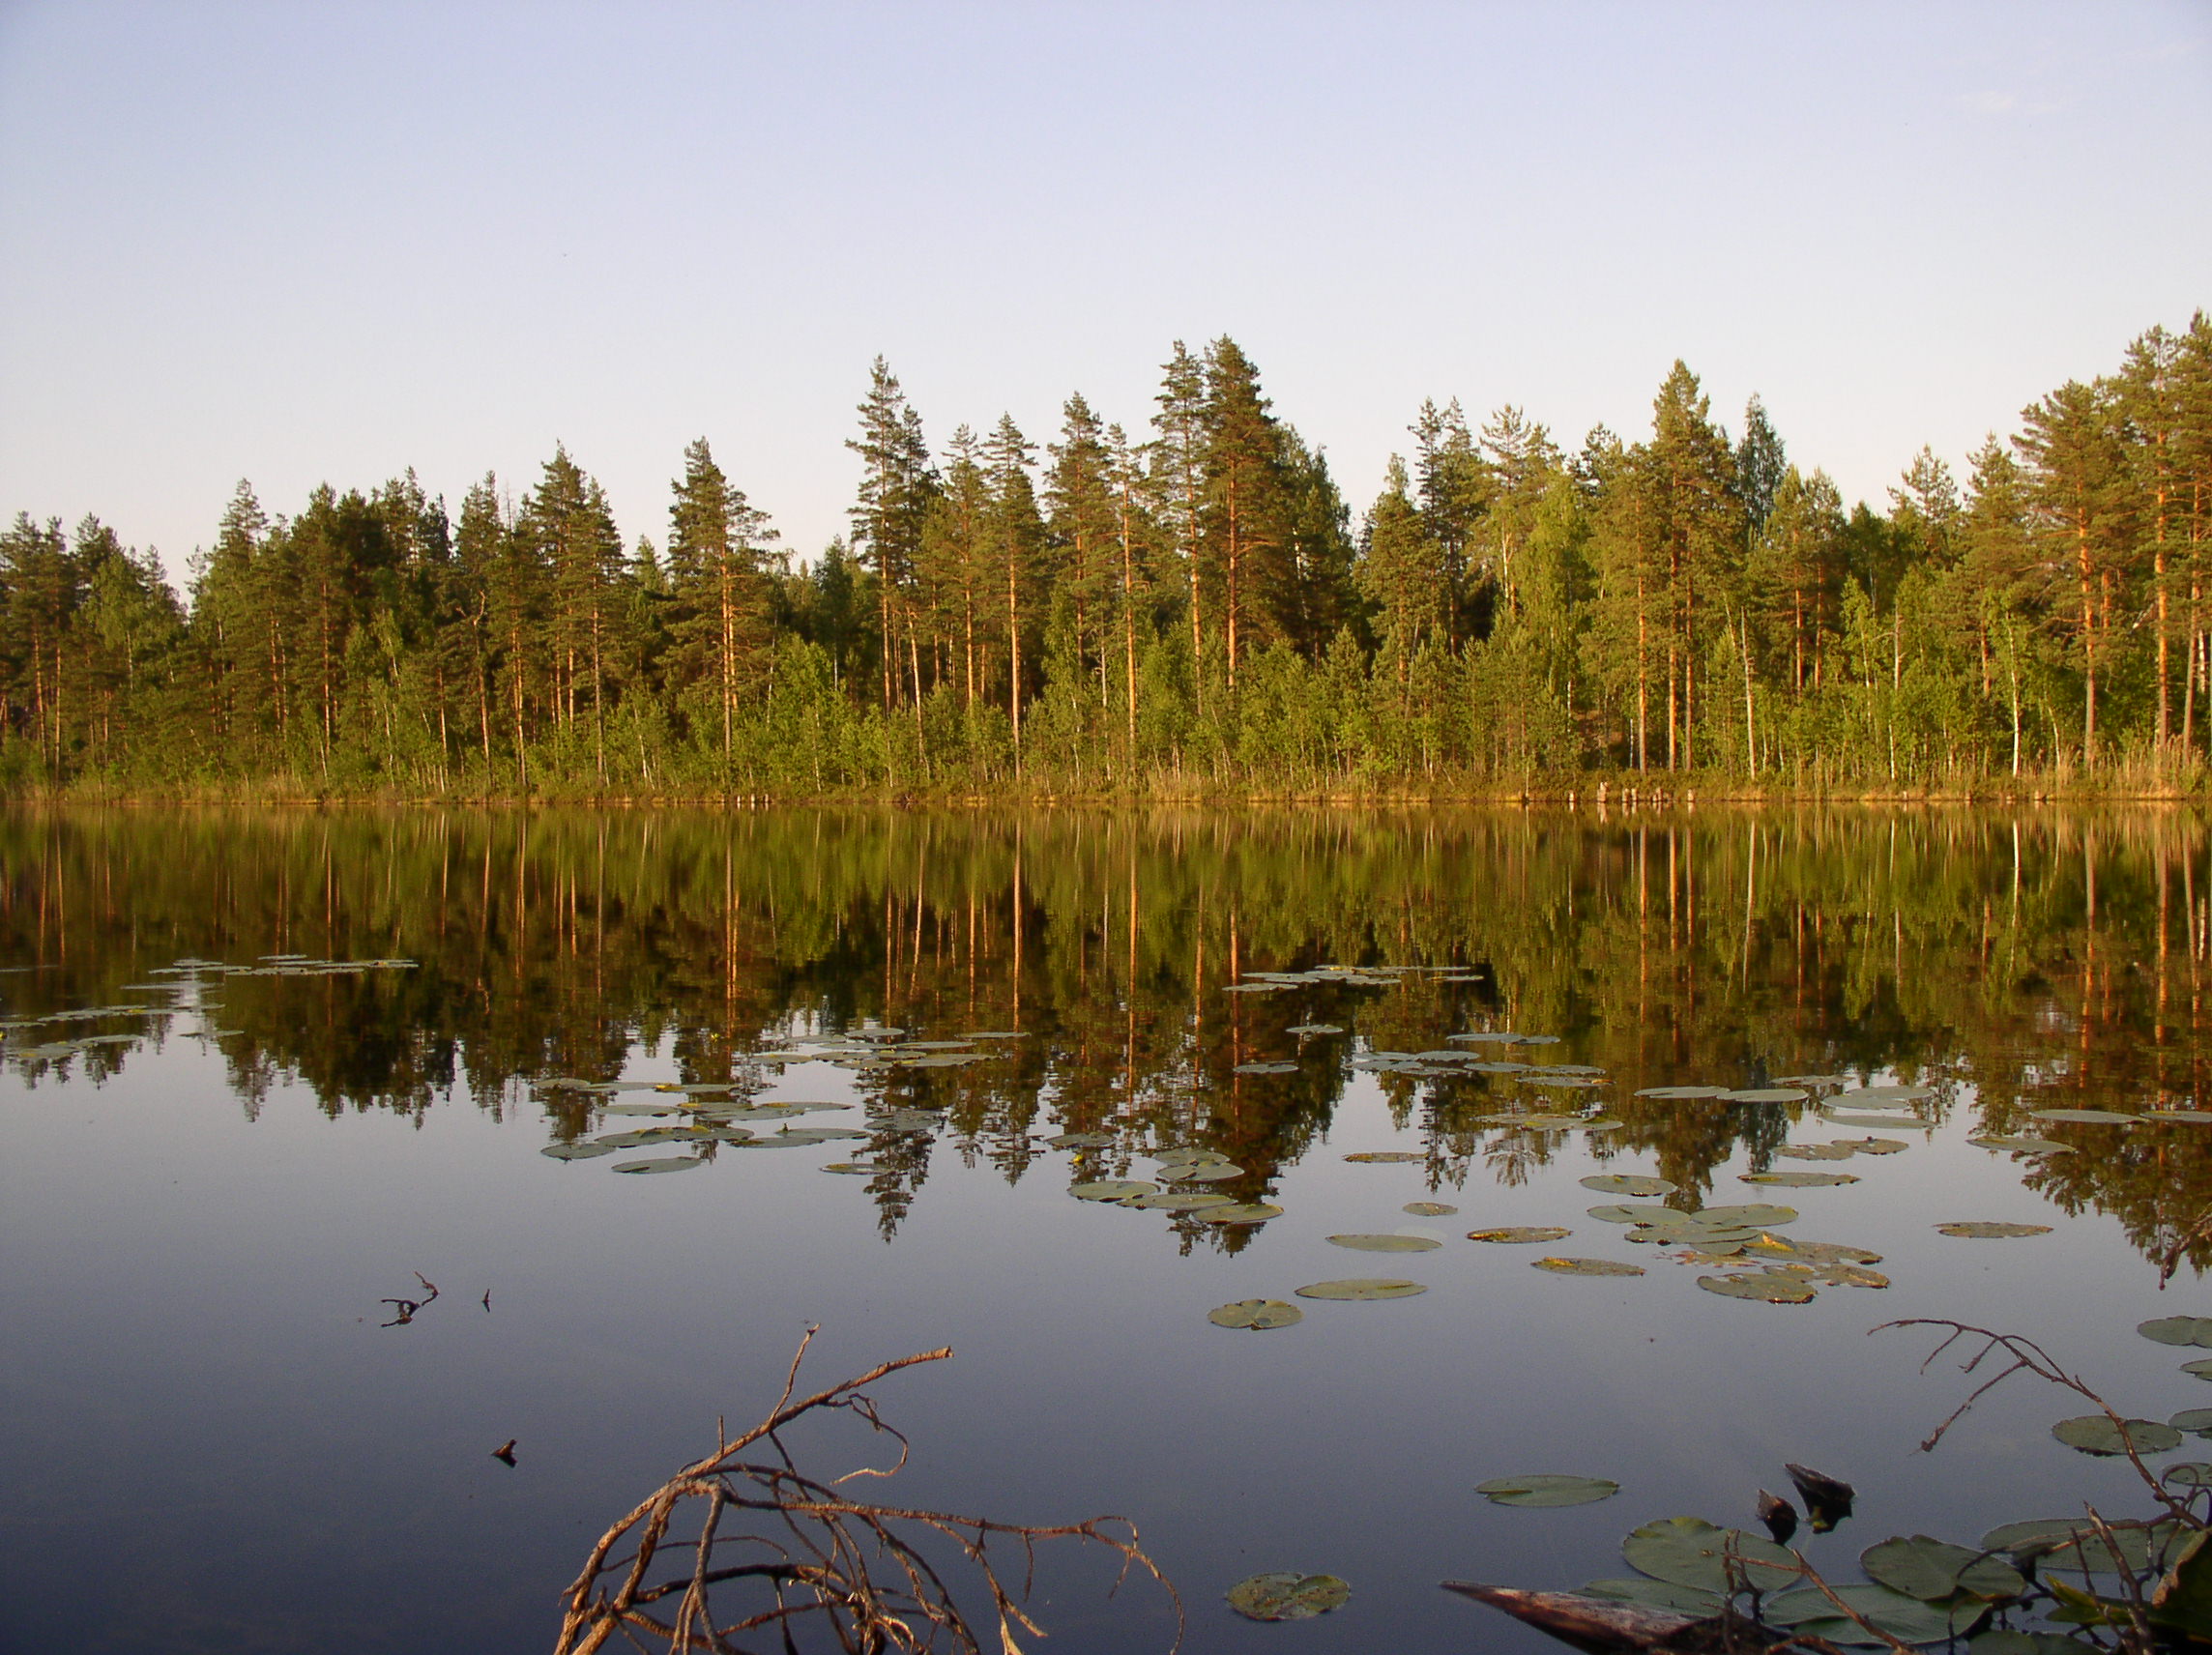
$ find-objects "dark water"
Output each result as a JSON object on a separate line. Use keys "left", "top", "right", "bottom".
{"left": 4, "top": 807, "right": 2212, "bottom": 1654}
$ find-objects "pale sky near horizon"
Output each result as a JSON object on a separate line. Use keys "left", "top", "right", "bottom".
{"left": 0, "top": 1, "right": 2206, "bottom": 582}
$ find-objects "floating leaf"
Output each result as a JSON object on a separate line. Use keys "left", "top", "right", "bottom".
{"left": 1583, "top": 1578, "right": 1726, "bottom": 1613}
{"left": 2170, "top": 1409, "right": 2212, "bottom": 1437}
{"left": 1044, "top": 1132, "right": 1117, "bottom": 1148}
{"left": 2052, "top": 1415, "right": 2183, "bottom": 1456}
{"left": 1587, "top": 1203, "right": 1685, "bottom": 1226}
{"left": 1198, "top": 1203, "right": 1283, "bottom": 1224}
{"left": 1234, "top": 1060, "right": 1298, "bottom": 1075}
{"left": 1862, "top": 1535, "right": 2026, "bottom": 1601}
{"left": 597, "top": 1127, "right": 696, "bottom": 1148}
{"left": 1295, "top": 1278, "right": 1428, "bottom": 1300}
{"left": 1532, "top": 1257, "right": 1644, "bottom": 1277}
{"left": 1763, "top": 1582, "right": 1985, "bottom": 1645}
{"left": 1286, "top": 1024, "right": 1343, "bottom": 1035}
{"left": 1777, "top": 1144, "right": 1860, "bottom": 1161}
{"left": 1581, "top": 1174, "right": 1677, "bottom": 1197}
{"left": 1698, "top": 1272, "right": 1817, "bottom": 1303}
{"left": 603, "top": 1101, "right": 681, "bottom": 1117}
{"left": 1344, "top": 1151, "right": 1424, "bottom": 1163}
{"left": 1823, "top": 1112, "right": 1927, "bottom": 1129}
{"left": 1069, "top": 1180, "right": 1156, "bottom": 1203}
{"left": 1326, "top": 1233, "right": 1441, "bottom": 1253}
{"left": 1208, "top": 1299, "right": 1302, "bottom": 1331}
{"left": 1158, "top": 1163, "right": 1243, "bottom": 1182}
{"left": 2149, "top": 1111, "right": 2212, "bottom": 1125}
{"left": 1774, "top": 1074, "right": 1848, "bottom": 1089}
{"left": 1700, "top": 1204, "right": 1800, "bottom": 1228}
{"left": 1468, "top": 1226, "right": 1572, "bottom": 1243}
{"left": 2031, "top": 1109, "right": 2139, "bottom": 1125}
{"left": 1620, "top": 1516, "right": 1800, "bottom": 1594}
{"left": 1741, "top": 1171, "right": 1861, "bottom": 1187}
{"left": 1637, "top": 1085, "right": 1730, "bottom": 1100}
{"left": 1724, "top": 1088, "right": 1810, "bottom": 1104}
{"left": 2140, "top": 1317, "right": 2212, "bottom": 1348}
{"left": 1967, "top": 1135, "right": 2075, "bottom": 1154}
{"left": 541, "top": 1141, "right": 616, "bottom": 1160}
{"left": 1743, "top": 1236, "right": 1883, "bottom": 1265}
{"left": 1403, "top": 1201, "right": 1459, "bottom": 1216}
{"left": 611, "top": 1156, "right": 705, "bottom": 1175}
{"left": 1475, "top": 1474, "right": 1620, "bottom": 1508}
{"left": 1225, "top": 1573, "right": 1349, "bottom": 1621}
{"left": 820, "top": 1162, "right": 878, "bottom": 1175}
{"left": 1936, "top": 1222, "right": 2054, "bottom": 1239}
{"left": 2185, "top": 1359, "right": 2212, "bottom": 1379}
{"left": 1129, "top": 1191, "right": 1237, "bottom": 1211}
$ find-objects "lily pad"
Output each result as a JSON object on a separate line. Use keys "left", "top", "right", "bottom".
{"left": 1129, "top": 1191, "right": 1236, "bottom": 1211}
{"left": 1741, "top": 1171, "right": 1861, "bottom": 1187}
{"left": 1583, "top": 1578, "right": 1726, "bottom": 1613}
{"left": 1069, "top": 1180, "right": 1156, "bottom": 1203}
{"left": 1762, "top": 1582, "right": 1985, "bottom": 1645}
{"left": 1344, "top": 1151, "right": 1424, "bottom": 1163}
{"left": 2170, "top": 1409, "right": 2212, "bottom": 1437}
{"left": 1225, "top": 1572, "right": 1349, "bottom": 1621}
{"left": 1158, "top": 1163, "right": 1243, "bottom": 1182}
{"left": 541, "top": 1141, "right": 616, "bottom": 1160}
{"left": 820, "top": 1161, "right": 878, "bottom": 1175}
{"left": 1198, "top": 1203, "right": 1283, "bottom": 1224}
{"left": 1208, "top": 1299, "right": 1302, "bottom": 1331}
{"left": 2140, "top": 1317, "right": 2212, "bottom": 1348}
{"left": 1936, "top": 1222, "right": 2053, "bottom": 1238}
{"left": 1823, "top": 1113, "right": 1927, "bottom": 1129}
{"left": 1476, "top": 1474, "right": 1620, "bottom": 1509}
{"left": 1295, "top": 1278, "right": 1428, "bottom": 1300}
{"left": 1967, "top": 1135, "right": 2075, "bottom": 1154}
{"left": 1044, "top": 1132, "right": 1118, "bottom": 1148}
{"left": 1777, "top": 1144, "right": 1860, "bottom": 1161}
{"left": 1724, "top": 1088, "right": 1810, "bottom": 1104}
{"left": 1403, "top": 1201, "right": 1459, "bottom": 1216}
{"left": 2030, "top": 1109, "right": 2139, "bottom": 1125}
{"left": 1636, "top": 1086, "right": 1730, "bottom": 1100}
{"left": 1581, "top": 1175, "right": 1678, "bottom": 1197}
{"left": 1846, "top": 1138, "right": 1909, "bottom": 1155}
{"left": 1468, "top": 1226, "right": 1572, "bottom": 1243}
{"left": 1847, "top": 1085, "right": 1936, "bottom": 1104}
{"left": 1862, "top": 1534, "right": 2026, "bottom": 1601}
{"left": 2052, "top": 1414, "right": 2183, "bottom": 1456}
{"left": 1286, "top": 1024, "right": 1343, "bottom": 1035}
{"left": 611, "top": 1156, "right": 706, "bottom": 1174}
{"left": 1326, "top": 1233, "right": 1441, "bottom": 1253}
{"left": 1698, "top": 1272, "right": 1818, "bottom": 1303}
{"left": 1234, "top": 1060, "right": 1298, "bottom": 1075}
{"left": 1620, "top": 1516, "right": 1800, "bottom": 1594}
{"left": 1775, "top": 1074, "right": 1848, "bottom": 1089}
{"left": 1588, "top": 1203, "right": 1686, "bottom": 1226}
{"left": 1532, "top": 1257, "right": 1644, "bottom": 1277}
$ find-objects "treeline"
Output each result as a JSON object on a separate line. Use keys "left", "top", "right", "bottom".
{"left": 4, "top": 316, "right": 2209, "bottom": 796}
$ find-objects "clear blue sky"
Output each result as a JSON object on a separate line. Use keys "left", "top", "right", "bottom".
{"left": 1, "top": 1, "right": 2205, "bottom": 579}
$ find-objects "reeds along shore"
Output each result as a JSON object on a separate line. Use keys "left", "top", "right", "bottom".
{"left": 4, "top": 317, "right": 2209, "bottom": 799}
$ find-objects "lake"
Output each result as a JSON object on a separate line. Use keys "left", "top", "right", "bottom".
{"left": 3, "top": 806, "right": 2210, "bottom": 1654}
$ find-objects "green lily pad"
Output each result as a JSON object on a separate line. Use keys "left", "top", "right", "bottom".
{"left": 1581, "top": 1175, "right": 1678, "bottom": 1197}
{"left": 1636, "top": 1086, "right": 1730, "bottom": 1100}
{"left": 1225, "top": 1572, "right": 1349, "bottom": 1621}
{"left": 1208, "top": 1299, "right": 1303, "bottom": 1331}
{"left": 1742, "top": 1236, "right": 1883, "bottom": 1264}
{"left": 1159, "top": 1163, "right": 1243, "bottom": 1182}
{"left": 1620, "top": 1516, "right": 1800, "bottom": 1594}
{"left": 1234, "top": 1061, "right": 1298, "bottom": 1075}
{"left": 1198, "top": 1203, "right": 1283, "bottom": 1224}
{"left": 1741, "top": 1171, "right": 1861, "bottom": 1187}
{"left": 541, "top": 1141, "right": 616, "bottom": 1159}
{"left": 820, "top": 1162, "right": 877, "bottom": 1175}
{"left": 2170, "top": 1409, "right": 2212, "bottom": 1437}
{"left": 1848, "top": 1085, "right": 1936, "bottom": 1104}
{"left": 1823, "top": 1113, "right": 1927, "bottom": 1129}
{"left": 1468, "top": 1226, "right": 1572, "bottom": 1243}
{"left": 1777, "top": 1144, "right": 1860, "bottom": 1161}
{"left": 1763, "top": 1582, "right": 1986, "bottom": 1645}
{"left": 1129, "top": 1191, "right": 1236, "bottom": 1211}
{"left": 1698, "top": 1272, "right": 1818, "bottom": 1303}
{"left": 1775, "top": 1074, "right": 1848, "bottom": 1089}
{"left": 1294, "top": 1278, "right": 1428, "bottom": 1300}
{"left": 1326, "top": 1233, "right": 1442, "bottom": 1252}
{"left": 603, "top": 1101, "right": 681, "bottom": 1116}
{"left": 1475, "top": 1474, "right": 1620, "bottom": 1508}
{"left": 1403, "top": 1202, "right": 1459, "bottom": 1216}
{"left": 1588, "top": 1203, "right": 1686, "bottom": 1226}
{"left": 2139, "top": 1317, "right": 2212, "bottom": 1348}
{"left": 2052, "top": 1415, "right": 2183, "bottom": 1456}
{"left": 2031, "top": 1109, "right": 2139, "bottom": 1125}
{"left": 1724, "top": 1088, "right": 1810, "bottom": 1103}
{"left": 611, "top": 1156, "right": 706, "bottom": 1174}
{"left": 1936, "top": 1222, "right": 2053, "bottom": 1238}
{"left": 1070, "top": 1180, "right": 1156, "bottom": 1203}
{"left": 1044, "top": 1132, "right": 1118, "bottom": 1148}
{"left": 1344, "top": 1151, "right": 1424, "bottom": 1163}
{"left": 2184, "top": 1360, "right": 2212, "bottom": 1379}
{"left": 1843, "top": 1138, "right": 1909, "bottom": 1155}
{"left": 1862, "top": 1534, "right": 2026, "bottom": 1601}
{"left": 2149, "top": 1111, "right": 2212, "bottom": 1125}
{"left": 1286, "top": 1024, "right": 1343, "bottom": 1035}
{"left": 1532, "top": 1257, "right": 1645, "bottom": 1277}
{"left": 1583, "top": 1578, "right": 1726, "bottom": 1613}
{"left": 1967, "top": 1135, "right": 2075, "bottom": 1154}
{"left": 1698, "top": 1204, "right": 1799, "bottom": 1228}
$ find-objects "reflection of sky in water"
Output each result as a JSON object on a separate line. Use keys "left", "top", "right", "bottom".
{"left": 4, "top": 811, "right": 2212, "bottom": 1653}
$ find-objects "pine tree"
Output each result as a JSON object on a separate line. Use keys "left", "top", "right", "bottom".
{"left": 2017, "top": 379, "right": 2131, "bottom": 767}
{"left": 1200, "top": 336, "right": 1291, "bottom": 691}
{"left": 982, "top": 414, "right": 1042, "bottom": 764}
{"left": 666, "top": 437, "right": 777, "bottom": 763}
{"left": 1151, "top": 341, "right": 1208, "bottom": 710}
{"left": 847, "top": 358, "right": 937, "bottom": 714}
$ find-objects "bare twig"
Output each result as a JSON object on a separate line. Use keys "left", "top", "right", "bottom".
{"left": 554, "top": 1333, "right": 1180, "bottom": 1655}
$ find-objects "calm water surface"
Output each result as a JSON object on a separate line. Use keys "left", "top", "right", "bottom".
{"left": 5, "top": 808, "right": 2212, "bottom": 1654}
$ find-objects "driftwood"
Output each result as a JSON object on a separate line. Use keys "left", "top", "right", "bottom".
{"left": 1442, "top": 1583, "right": 1849, "bottom": 1655}
{"left": 555, "top": 1329, "right": 1179, "bottom": 1655}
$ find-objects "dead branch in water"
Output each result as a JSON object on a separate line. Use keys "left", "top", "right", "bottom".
{"left": 554, "top": 1328, "right": 1180, "bottom": 1655}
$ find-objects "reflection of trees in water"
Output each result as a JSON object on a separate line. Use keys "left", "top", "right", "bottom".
{"left": 5, "top": 808, "right": 2212, "bottom": 1265}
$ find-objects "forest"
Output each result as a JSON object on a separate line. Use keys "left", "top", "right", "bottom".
{"left": 3, "top": 316, "right": 2209, "bottom": 797}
